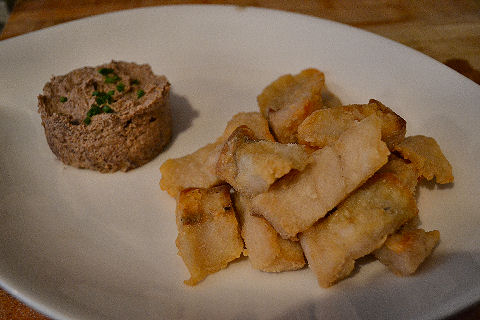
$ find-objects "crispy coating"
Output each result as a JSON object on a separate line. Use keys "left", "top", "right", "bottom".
{"left": 175, "top": 185, "right": 244, "bottom": 285}
{"left": 160, "top": 70, "right": 452, "bottom": 288}
{"left": 216, "top": 126, "right": 311, "bottom": 196}
{"left": 160, "top": 142, "right": 224, "bottom": 198}
{"left": 160, "top": 112, "right": 273, "bottom": 197}
{"left": 234, "top": 193, "right": 305, "bottom": 272}
{"left": 297, "top": 99, "right": 406, "bottom": 150}
{"left": 374, "top": 228, "right": 440, "bottom": 276}
{"left": 300, "top": 173, "right": 418, "bottom": 288}
{"left": 394, "top": 135, "right": 453, "bottom": 184}
{"left": 257, "top": 68, "right": 325, "bottom": 143}
{"left": 252, "top": 115, "right": 390, "bottom": 239}
{"left": 377, "top": 154, "right": 420, "bottom": 193}
{"left": 220, "top": 112, "right": 275, "bottom": 142}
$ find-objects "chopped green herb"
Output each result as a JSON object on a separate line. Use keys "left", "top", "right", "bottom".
{"left": 95, "top": 96, "right": 105, "bottom": 105}
{"left": 94, "top": 91, "right": 114, "bottom": 105}
{"left": 60, "top": 96, "right": 68, "bottom": 103}
{"left": 105, "top": 74, "right": 120, "bottom": 84}
{"left": 98, "top": 68, "right": 114, "bottom": 76}
{"left": 87, "top": 104, "right": 102, "bottom": 117}
{"left": 137, "top": 89, "right": 145, "bottom": 99}
{"left": 85, "top": 88, "right": 117, "bottom": 124}
{"left": 102, "top": 105, "right": 114, "bottom": 113}
{"left": 116, "top": 83, "right": 125, "bottom": 92}
{"left": 131, "top": 79, "right": 140, "bottom": 85}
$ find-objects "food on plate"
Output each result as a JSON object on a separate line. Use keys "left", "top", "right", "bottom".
{"left": 373, "top": 152, "right": 439, "bottom": 270}
{"left": 299, "top": 173, "right": 418, "bottom": 287}
{"left": 38, "top": 61, "right": 171, "bottom": 172}
{"left": 216, "top": 126, "right": 311, "bottom": 196}
{"left": 234, "top": 193, "right": 305, "bottom": 272}
{"left": 394, "top": 135, "right": 454, "bottom": 184}
{"left": 252, "top": 115, "right": 389, "bottom": 239}
{"left": 160, "top": 142, "right": 224, "bottom": 198}
{"left": 297, "top": 99, "right": 406, "bottom": 150}
{"left": 377, "top": 154, "right": 420, "bottom": 193}
{"left": 220, "top": 111, "right": 275, "bottom": 142}
{"left": 373, "top": 228, "right": 440, "bottom": 276}
{"left": 160, "top": 112, "right": 273, "bottom": 197}
{"left": 159, "top": 68, "right": 453, "bottom": 287}
{"left": 175, "top": 185, "right": 244, "bottom": 285}
{"left": 257, "top": 68, "right": 325, "bottom": 143}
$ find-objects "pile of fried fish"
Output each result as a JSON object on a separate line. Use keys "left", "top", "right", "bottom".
{"left": 160, "top": 69, "right": 453, "bottom": 287}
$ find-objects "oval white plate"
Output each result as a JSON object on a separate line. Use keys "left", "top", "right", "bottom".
{"left": 1, "top": 5, "right": 479, "bottom": 320}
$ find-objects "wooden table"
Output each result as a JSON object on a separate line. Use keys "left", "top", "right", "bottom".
{"left": 1, "top": 1, "right": 479, "bottom": 319}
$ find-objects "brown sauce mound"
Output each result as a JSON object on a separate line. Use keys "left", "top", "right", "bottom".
{"left": 38, "top": 61, "right": 171, "bottom": 172}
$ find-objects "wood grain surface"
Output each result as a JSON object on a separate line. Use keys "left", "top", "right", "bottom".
{"left": 1, "top": 1, "right": 479, "bottom": 319}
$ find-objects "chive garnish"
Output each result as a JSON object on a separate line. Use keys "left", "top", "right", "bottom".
{"left": 60, "top": 96, "right": 68, "bottom": 103}
{"left": 105, "top": 74, "right": 120, "bottom": 84}
{"left": 84, "top": 68, "right": 124, "bottom": 125}
{"left": 98, "top": 68, "right": 114, "bottom": 76}
{"left": 87, "top": 105, "right": 102, "bottom": 117}
{"left": 131, "top": 79, "right": 140, "bottom": 85}
{"left": 84, "top": 103, "right": 115, "bottom": 125}
{"left": 102, "top": 105, "right": 114, "bottom": 113}
{"left": 137, "top": 89, "right": 145, "bottom": 99}
{"left": 94, "top": 91, "right": 114, "bottom": 105}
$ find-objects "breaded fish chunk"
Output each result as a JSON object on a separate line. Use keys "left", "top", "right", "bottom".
{"left": 297, "top": 99, "right": 406, "bottom": 150}
{"left": 373, "top": 228, "right": 440, "bottom": 276}
{"left": 252, "top": 115, "right": 390, "bottom": 239}
{"left": 257, "top": 68, "right": 325, "bottom": 143}
{"left": 160, "top": 142, "right": 224, "bottom": 198}
{"left": 300, "top": 173, "right": 418, "bottom": 288}
{"left": 221, "top": 112, "right": 275, "bottom": 142}
{"left": 160, "top": 112, "right": 274, "bottom": 197}
{"left": 175, "top": 185, "right": 244, "bottom": 285}
{"left": 394, "top": 135, "right": 453, "bottom": 184}
{"left": 217, "top": 126, "right": 311, "bottom": 196}
{"left": 234, "top": 193, "right": 305, "bottom": 272}
{"left": 377, "top": 154, "right": 420, "bottom": 193}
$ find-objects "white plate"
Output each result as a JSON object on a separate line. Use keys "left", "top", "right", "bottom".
{"left": 1, "top": 5, "right": 479, "bottom": 320}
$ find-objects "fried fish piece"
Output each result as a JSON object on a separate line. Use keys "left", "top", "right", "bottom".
{"left": 300, "top": 173, "right": 418, "bottom": 288}
{"left": 394, "top": 135, "right": 453, "bottom": 184}
{"left": 377, "top": 154, "right": 420, "bottom": 193}
{"left": 252, "top": 115, "right": 390, "bottom": 239}
{"left": 373, "top": 228, "right": 440, "bottom": 276}
{"left": 297, "top": 99, "right": 406, "bottom": 150}
{"left": 160, "top": 142, "right": 223, "bottom": 198}
{"left": 217, "top": 126, "right": 311, "bottom": 196}
{"left": 234, "top": 193, "right": 305, "bottom": 272}
{"left": 175, "top": 185, "right": 244, "bottom": 285}
{"left": 373, "top": 155, "right": 426, "bottom": 270}
{"left": 220, "top": 112, "right": 275, "bottom": 142}
{"left": 257, "top": 68, "right": 325, "bottom": 143}
{"left": 160, "top": 112, "right": 274, "bottom": 197}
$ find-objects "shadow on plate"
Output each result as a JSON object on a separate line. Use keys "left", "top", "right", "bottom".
{"left": 275, "top": 250, "right": 480, "bottom": 320}
{"left": 321, "top": 86, "right": 342, "bottom": 108}
{"left": 162, "top": 92, "right": 199, "bottom": 151}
